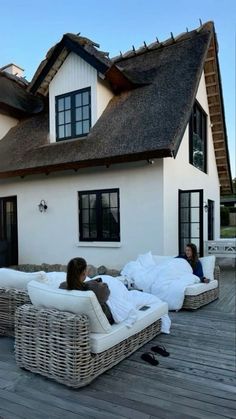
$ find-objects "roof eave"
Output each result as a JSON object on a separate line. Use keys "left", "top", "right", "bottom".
{"left": 0, "top": 149, "right": 172, "bottom": 179}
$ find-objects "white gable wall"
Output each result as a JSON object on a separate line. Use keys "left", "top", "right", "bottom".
{"left": 49, "top": 52, "right": 113, "bottom": 142}
{"left": 163, "top": 72, "right": 220, "bottom": 255}
{"left": 0, "top": 161, "right": 164, "bottom": 269}
{"left": 0, "top": 114, "right": 18, "bottom": 140}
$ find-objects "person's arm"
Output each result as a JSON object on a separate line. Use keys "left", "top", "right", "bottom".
{"left": 194, "top": 261, "right": 209, "bottom": 283}
{"left": 86, "top": 280, "right": 110, "bottom": 303}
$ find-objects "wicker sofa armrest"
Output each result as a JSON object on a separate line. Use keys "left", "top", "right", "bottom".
{"left": 214, "top": 265, "right": 220, "bottom": 281}
{"left": 0, "top": 287, "right": 30, "bottom": 336}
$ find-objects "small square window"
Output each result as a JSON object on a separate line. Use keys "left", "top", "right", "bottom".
{"left": 56, "top": 88, "right": 91, "bottom": 141}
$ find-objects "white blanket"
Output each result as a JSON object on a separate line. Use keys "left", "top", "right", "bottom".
{"left": 92, "top": 275, "right": 171, "bottom": 332}
{"left": 121, "top": 253, "right": 200, "bottom": 311}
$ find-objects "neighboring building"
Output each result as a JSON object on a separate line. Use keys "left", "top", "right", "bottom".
{"left": 0, "top": 22, "right": 232, "bottom": 268}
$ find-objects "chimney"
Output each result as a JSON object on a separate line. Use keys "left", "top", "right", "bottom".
{"left": 0, "top": 63, "right": 24, "bottom": 78}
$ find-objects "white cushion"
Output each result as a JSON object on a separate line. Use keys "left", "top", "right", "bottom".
{"left": 0, "top": 268, "right": 47, "bottom": 290}
{"left": 90, "top": 300, "right": 168, "bottom": 353}
{"left": 199, "top": 255, "right": 216, "bottom": 281}
{"left": 27, "top": 280, "right": 112, "bottom": 334}
{"left": 185, "top": 279, "right": 218, "bottom": 296}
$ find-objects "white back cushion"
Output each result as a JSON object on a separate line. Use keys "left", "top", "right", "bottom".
{"left": 27, "top": 280, "right": 112, "bottom": 334}
{"left": 199, "top": 255, "right": 216, "bottom": 281}
{"left": 0, "top": 268, "right": 47, "bottom": 290}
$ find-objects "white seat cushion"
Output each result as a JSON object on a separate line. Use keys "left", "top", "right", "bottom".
{"left": 27, "top": 280, "right": 112, "bottom": 334}
{"left": 185, "top": 280, "right": 218, "bottom": 296}
{"left": 199, "top": 255, "right": 216, "bottom": 281}
{"left": 90, "top": 300, "right": 168, "bottom": 353}
{"left": 0, "top": 268, "right": 47, "bottom": 290}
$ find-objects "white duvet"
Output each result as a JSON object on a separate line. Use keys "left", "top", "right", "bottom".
{"left": 92, "top": 275, "right": 171, "bottom": 333}
{"left": 121, "top": 252, "right": 200, "bottom": 311}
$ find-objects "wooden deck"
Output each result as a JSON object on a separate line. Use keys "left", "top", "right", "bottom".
{"left": 0, "top": 260, "right": 235, "bottom": 419}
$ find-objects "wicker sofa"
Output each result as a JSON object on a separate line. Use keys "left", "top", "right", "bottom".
{"left": 14, "top": 282, "right": 168, "bottom": 388}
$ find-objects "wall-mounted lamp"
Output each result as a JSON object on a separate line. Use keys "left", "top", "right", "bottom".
{"left": 38, "top": 199, "right": 48, "bottom": 213}
{"left": 203, "top": 201, "right": 209, "bottom": 212}
{"left": 147, "top": 159, "right": 155, "bottom": 165}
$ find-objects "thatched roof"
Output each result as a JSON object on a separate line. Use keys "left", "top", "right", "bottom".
{"left": 0, "top": 71, "right": 44, "bottom": 117}
{"left": 0, "top": 22, "right": 232, "bottom": 193}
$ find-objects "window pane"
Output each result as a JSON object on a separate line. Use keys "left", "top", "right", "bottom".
{"left": 81, "top": 195, "right": 89, "bottom": 209}
{"left": 101, "top": 193, "right": 109, "bottom": 208}
{"left": 75, "top": 94, "right": 82, "bottom": 107}
{"left": 180, "top": 193, "right": 189, "bottom": 207}
{"left": 191, "top": 223, "right": 200, "bottom": 238}
{"left": 76, "top": 107, "right": 82, "bottom": 121}
{"left": 89, "top": 194, "right": 96, "bottom": 208}
{"left": 82, "top": 209, "right": 89, "bottom": 223}
{"left": 65, "top": 96, "right": 71, "bottom": 110}
{"left": 76, "top": 122, "right": 82, "bottom": 136}
{"left": 83, "top": 105, "right": 89, "bottom": 120}
{"left": 90, "top": 224, "right": 97, "bottom": 238}
{"left": 65, "top": 124, "right": 71, "bottom": 137}
{"left": 180, "top": 223, "right": 189, "bottom": 237}
{"left": 58, "top": 98, "right": 64, "bottom": 111}
{"left": 58, "top": 112, "right": 64, "bottom": 125}
{"left": 180, "top": 208, "right": 189, "bottom": 223}
{"left": 83, "top": 120, "right": 90, "bottom": 134}
{"left": 82, "top": 224, "right": 90, "bottom": 238}
{"left": 191, "top": 192, "right": 200, "bottom": 207}
{"left": 83, "top": 91, "right": 89, "bottom": 105}
{"left": 110, "top": 193, "right": 118, "bottom": 207}
{"left": 65, "top": 110, "right": 71, "bottom": 123}
{"left": 58, "top": 126, "right": 64, "bottom": 138}
{"left": 110, "top": 208, "right": 118, "bottom": 223}
{"left": 191, "top": 207, "right": 199, "bottom": 222}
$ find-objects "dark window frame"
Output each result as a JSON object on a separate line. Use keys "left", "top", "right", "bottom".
{"left": 178, "top": 189, "right": 204, "bottom": 256}
{"left": 55, "top": 87, "right": 91, "bottom": 141}
{"left": 189, "top": 100, "right": 207, "bottom": 173}
{"left": 78, "top": 188, "right": 120, "bottom": 242}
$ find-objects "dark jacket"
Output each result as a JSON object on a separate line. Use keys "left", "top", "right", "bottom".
{"left": 59, "top": 278, "right": 114, "bottom": 324}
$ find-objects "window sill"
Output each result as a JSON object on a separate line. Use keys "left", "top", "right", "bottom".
{"left": 76, "top": 242, "right": 121, "bottom": 248}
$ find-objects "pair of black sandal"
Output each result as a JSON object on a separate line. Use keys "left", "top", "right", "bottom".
{"left": 141, "top": 345, "right": 170, "bottom": 366}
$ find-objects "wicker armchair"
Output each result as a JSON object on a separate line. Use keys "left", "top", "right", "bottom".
{"left": 15, "top": 304, "right": 162, "bottom": 388}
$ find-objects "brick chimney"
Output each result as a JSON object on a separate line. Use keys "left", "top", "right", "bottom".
{"left": 0, "top": 63, "right": 24, "bottom": 78}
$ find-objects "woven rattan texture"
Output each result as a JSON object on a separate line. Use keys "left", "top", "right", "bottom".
{"left": 182, "top": 265, "right": 220, "bottom": 310}
{"left": 0, "top": 287, "right": 30, "bottom": 336}
{"left": 15, "top": 305, "right": 162, "bottom": 387}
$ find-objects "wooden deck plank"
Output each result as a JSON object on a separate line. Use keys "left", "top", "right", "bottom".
{"left": 0, "top": 262, "right": 235, "bottom": 419}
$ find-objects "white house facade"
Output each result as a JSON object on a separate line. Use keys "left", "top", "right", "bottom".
{"left": 0, "top": 22, "right": 232, "bottom": 269}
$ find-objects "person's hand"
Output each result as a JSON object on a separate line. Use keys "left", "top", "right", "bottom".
{"left": 203, "top": 277, "right": 210, "bottom": 283}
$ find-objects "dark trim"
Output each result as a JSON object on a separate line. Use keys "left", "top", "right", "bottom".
{"left": 0, "top": 195, "right": 18, "bottom": 266}
{"left": 0, "top": 149, "right": 172, "bottom": 179}
{"left": 29, "top": 35, "right": 109, "bottom": 95}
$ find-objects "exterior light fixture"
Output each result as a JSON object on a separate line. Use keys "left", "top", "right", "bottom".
{"left": 38, "top": 199, "right": 48, "bottom": 212}
{"left": 203, "top": 201, "right": 209, "bottom": 212}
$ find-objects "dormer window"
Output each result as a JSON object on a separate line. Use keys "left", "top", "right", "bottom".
{"left": 56, "top": 87, "right": 91, "bottom": 141}
{"left": 189, "top": 101, "right": 207, "bottom": 173}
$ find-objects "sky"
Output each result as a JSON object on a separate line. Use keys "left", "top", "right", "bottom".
{"left": 0, "top": 0, "right": 235, "bottom": 178}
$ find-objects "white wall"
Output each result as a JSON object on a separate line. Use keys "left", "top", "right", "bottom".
{"left": 163, "top": 72, "right": 220, "bottom": 255}
{"left": 0, "top": 161, "right": 163, "bottom": 269}
{"left": 0, "top": 114, "right": 18, "bottom": 140}
{"left": 49, "top": 52, "right": 113, "bottom": 141}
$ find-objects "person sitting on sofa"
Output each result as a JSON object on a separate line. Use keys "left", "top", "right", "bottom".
{"left": 177, "top": 243, "right": 210, "bottom": 283}
{"left": 59, "top": 257, "right": 114, "bottom": 324}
